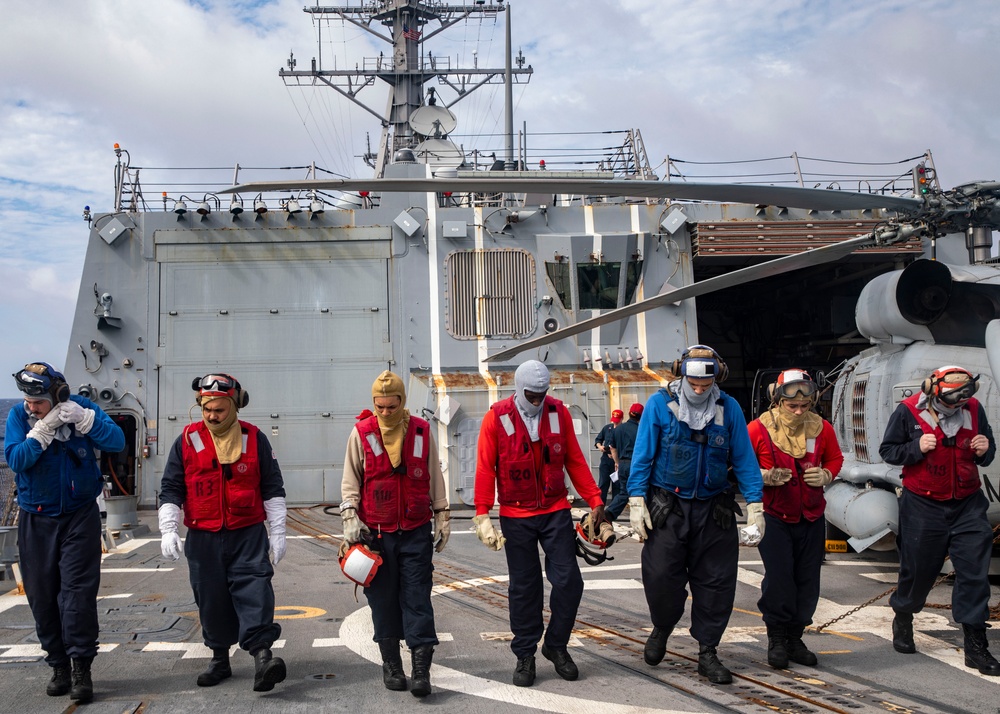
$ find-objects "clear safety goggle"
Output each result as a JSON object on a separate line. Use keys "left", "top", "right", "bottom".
{"left": 197, "top": 374, "right": 237, "bottom": 393}
{"left": 938, "top": 377, "right": 978, "bottom": 405}
{"left": 776, "top": 379, "right": 817, "bottom": 401}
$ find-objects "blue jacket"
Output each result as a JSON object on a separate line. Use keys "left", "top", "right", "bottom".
{"left": 627, "top": 385, "right": 762, "bottom": 503}
{"left": 4, "top": 396, "right": 125, "bottom": 516}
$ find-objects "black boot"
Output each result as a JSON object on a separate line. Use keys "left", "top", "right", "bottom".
{"left": 410, "top": 644, "right": 434, "bottom": 698}
{"left": 963, "top": 624, "right": 1000, "bottom": 676}
{"left": 197, "top": 647, "right": 233, "bottom": 687}
{"left": 251, "top": 647, "right": 287, "bottom": 692}
{"left": 644, "top": 626, "right": 671, "bottom": 666}
{"left": 697, "top": 645, "right": 732, "bottom": 684}
{"left": 45, "top": 663, "right": 71, "bottom": 696}
{"left": 378, "top": 640, "right": 407, "bottom": 691}
{"left": 70, "top": 656, "right": 94, "bottom": 703}
{"left": 892, "top": 611, "right": 916, "bottom": 654}
{"left": 766, "top": 624, "right": 789, "bottom": 669}
{"left": 786, "top": 626, "right": 818, "bottom": 666}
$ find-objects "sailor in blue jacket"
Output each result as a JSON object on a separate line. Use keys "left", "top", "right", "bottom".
{"left": 626, "top": 346, "right": 764, "bottom": 685}
{"left": 4, "top": 362, "right": 124, "bottom": 704}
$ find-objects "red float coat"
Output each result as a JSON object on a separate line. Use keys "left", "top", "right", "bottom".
{"left": 181, "top": 420, "right": 265, "bottom": 531}
{"left": 355, "top": 415, "right": 433, "bottom": 531}
{"left": 901, "top": 394, "right": 982, "bottom": 501}
{"left": 747, "top": 418, "right": 843, "bottom": 523}
{"left": 474, "top": 395, "right": 602, "bottom": 518}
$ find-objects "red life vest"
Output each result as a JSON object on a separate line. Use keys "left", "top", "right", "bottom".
{"left": 492, "top": 395, "right": 569, "bottom": 509}
{"left": 180, "top": 420, "right": 265, "bottom": 531}
{"left": 901, "top": 394, "right": 982, "bottom": 501}
{"left": 754, "top": 422, "right": 830, "bottom": 523}
{"left": 355, "top": 415, "right": 433, "bottom": 531}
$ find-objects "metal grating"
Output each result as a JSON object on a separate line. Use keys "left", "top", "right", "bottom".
{"left": 851, "top": 376, "right": 869, "bottom": 462}
{"left": 446, "top": 249, "right": 536, "bottom": 339}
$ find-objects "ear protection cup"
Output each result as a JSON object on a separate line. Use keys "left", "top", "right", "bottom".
{"left": 235, "top": 387, "right": 250, "bottom": 409}
{"left": 53, "top": 381, "right": 71, "bottom": 403}
{"left": 674, "top": 345, "right": 729, "bottom": 383}
{"left": 767, "top": 383, "right": 777, "bottom": 403}
{"left": 921, "top": 377, "right": 934, "bottom": 395}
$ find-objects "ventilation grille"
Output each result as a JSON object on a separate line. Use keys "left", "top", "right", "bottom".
{"left": 851, "top": 376, "right": 869, "bottom": 462}
{"left": 446, "top": 249, "right": 536, "bottom": 339}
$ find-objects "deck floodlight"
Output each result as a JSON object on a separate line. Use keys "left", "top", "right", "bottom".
{"left": 285, "top": 198, "right": 302, "bottom": 215}
{"left": 173, "top": 199, "right": 187, "bottom": 215}
{"left": 310, "top": 198, "right": 324, "bottom": 215}
{"left": 229, "top": 195, "right": 244, "bottom": 216}
{"left": 254, "top": 197, "right": 268, "bottom": 215}
{"left": 197, "top": 201, "right": 211, "bottom": 216}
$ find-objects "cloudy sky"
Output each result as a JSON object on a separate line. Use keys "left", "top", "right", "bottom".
{"left": 1, "top": 0, "right": 998, "bottom": 396}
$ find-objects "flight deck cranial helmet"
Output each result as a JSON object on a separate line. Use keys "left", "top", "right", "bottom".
{"left": 768, "top": 369, "right": 818, "bottom": 406}
{"left": 192, "top": 373, "right": 249, "bottom": 408}
{"left": 671, "top": 345, "right": 728, "bottom": 382}
{"left": 922, "top": 366, "right": 979, "bottom": 406}
{"left": 13, "top": 362, "right": 70, "bottom": 403}
{"left": 574, "top": 513, "right": 616, "bottom": 566}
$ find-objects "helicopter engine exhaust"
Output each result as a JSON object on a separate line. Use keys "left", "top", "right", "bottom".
{"left": 856, "top": 260, "right": 952, "bottom": 344}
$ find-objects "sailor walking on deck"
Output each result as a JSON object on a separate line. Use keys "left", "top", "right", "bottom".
{"left": 158, "top": 374, "right": 289, "bottom": 692}
{"left": 5, "top": 362, "right": 125, "bottom": 704}
{"left": 473, "top": 360, "right": 607, "bottom": 687}
{"left": 340, "top": 370, "right": 450, "bottom": 697}
{"left": 878, "top": 366, "right": 1000, "bottom": 675}
{"left": 748, "top": 369, "right": 843, "bottom": 669}
{"left": 604, "top": 403, "right": 643, "bottom": 523}
{"left": 595, "top": 409, "right": 622, "bottom": 504}
{"left": 626, "top": 345, "right": 765, "bottom": 684}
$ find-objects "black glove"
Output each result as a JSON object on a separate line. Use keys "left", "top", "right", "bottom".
{"left": 604, "top": 446, "right": 611, "bottom": 456}
{"left": 711, "top": 490, "right": 740, "bottom": 529}
{"left": 649, "top": 488, "right": 677, "bottom": 529}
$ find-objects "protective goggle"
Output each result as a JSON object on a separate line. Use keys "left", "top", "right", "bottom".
{"left": 775, "top": 379, "right": 817, "bottom": 401}
{"left": 193, "top": 374, "right": 238, "bottom": 394}
{"left": 13, "top": 369, "right": 52, "bottom": 396}
{"left": 937, "top": 374, "right": 979, "bottom": 405}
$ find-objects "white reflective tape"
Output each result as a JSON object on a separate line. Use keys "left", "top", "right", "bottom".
{"left": 242, "top": 432, "right": 249, "bottom": 454}
{"left": 714, "top": 404, "right": 725, "bottom": 427}
{"left": 366, "top": 433, "right": 384, "bottom": 457}
{"left": 499, "top": 413, "right": 515, "bottom": 437}
{"left": 806, "top": 438, "right": 816, "bottom": 454}
{"left": 413, "top": 433, "right": 424, "bottom": 459}
{"left": 548, "top": 409, "right": 560, "bottom": 434}
{"left": 189, "top": 430, "right": 205, "bottom": 453}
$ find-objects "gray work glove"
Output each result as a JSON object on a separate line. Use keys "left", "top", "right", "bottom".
{"left": 433, "top": 509, "right": 451, "bottom": 553}
{"left": 58, "top": 400, "right": 96, "bottom": 434}
{"left": 629, "top": 496, "right": 652, "bottom": 541}
{"left": 741, "top": 502, "right": 765, "bottom": 547}
{"left": 473, "top": 514, "right": 505, "bottom": 550}
{"left": 158, "top": 503, "right": 183, "bottom": 560}
{"left": 27, "top": 408, "right": 65, "bottom": 450}
{"left": 802, "top": 466, "right": 833, "bottom": 487}
{"left": 761, "top": 467, "right": 793, "bottom": 486}
{"left": 341, "top": 506, "right": 369, "bottom": 544}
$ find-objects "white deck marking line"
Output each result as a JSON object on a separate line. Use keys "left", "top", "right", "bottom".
{"left": 141, "top": 640, "right": 287, "bottom": 659}
{"left": 0, "top": 643, "right": 117, "bottom": 658}
{"left": 101, "top": 568, "right": 174, "bottom": 573}
{"left": 0, "top": 594, "right": 27, "bottom": 614}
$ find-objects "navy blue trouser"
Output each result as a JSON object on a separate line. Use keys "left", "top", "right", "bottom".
{"left": 605, "top": 459, "right": 631, "bottom": 521}
{"left": 185, "top": 522, "right": 281, "bottom": 653}
{"left": 890, "top": 489, "right": 993, "bottom": 625}
{"left": 598, "top": 457, "right": 616, "bottom": 504}
{"left": 641, "top": 496, "right": 738, "bottom": 647}
{"left": 364, "top": 522, "right": 438, "bottom": 648}
{"left": 757, "top": 514, "right": 826, "bottom": 628}
{"left": 500, "top": 509, "right": 583, "bottom": 658}
{"left": 19, "top": 502, "right": 102, "bottom": 665}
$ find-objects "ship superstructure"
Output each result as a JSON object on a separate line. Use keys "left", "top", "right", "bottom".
{"left": 66, "top": 1, "right": 929, "bottom": 512}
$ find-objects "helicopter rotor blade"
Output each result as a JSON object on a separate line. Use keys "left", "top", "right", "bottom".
{"left": 221, "top": 178, "right": 923, "bottom": 213}
{"left": 484, "top": 233, "right": 876, "bottom": 363}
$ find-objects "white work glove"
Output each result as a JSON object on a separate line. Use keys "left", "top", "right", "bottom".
{"left": 629, "top": 496, "right": 652, "bottom": 541}
{"left": 264, "top": 496, "right": 287, "bottom": 565}
{"left": 26, "top": 408, "right": 65, "bottom": 450}
{"left": 433, "top": 509, "right": 451, "bottom": 553}
{"left": 610, "top": 469, "right": 619, "bottom": 483}
{"left": 341, "top": 506, "right": 368, "bottom": 544}
{"left": 473, "top": 514, "right": 505, "bottom": 551}
{"left": 58, "top": 401, "right": 96, "bottom": 434}
{"left": 741, "top": 501, "right": 766, "bottom": 547}
{"left": 761, "top": 467, "right": 793, "bottom": 486}
{"left": 802, "top": 466, "right": 833, "bottom": 488}
{"left": 158, "top": 503, "right": 183, "bottom": 560}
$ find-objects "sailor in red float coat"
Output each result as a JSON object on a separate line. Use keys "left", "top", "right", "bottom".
{"left": 748, "top": 369, "right": 843, "bottom": 670}
{"left": 159, "top": 374, "right": 288, "bottom": 692}
{"left": 339, "top": 371, "right": 448, "bottom": 697}
{"left": 473, "top": 360, "right": 605, "bottom": 688}
{"left": 879, "top": 366, "right": 1000, "bottom": 674}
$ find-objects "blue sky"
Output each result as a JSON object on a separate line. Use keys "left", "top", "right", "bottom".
{"left": 1, "top": 0, "right": 999, "bottom": 396}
